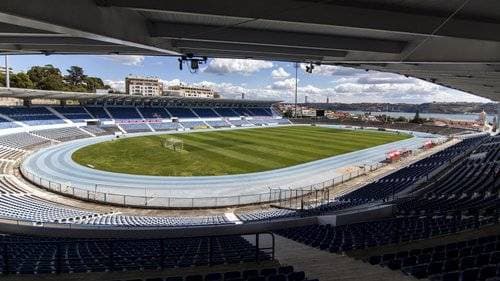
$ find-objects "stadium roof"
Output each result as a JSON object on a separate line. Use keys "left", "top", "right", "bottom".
{"left": 0, "top": 0, "right": 500, "bottom": 102}
{"left": 0, "top": 87, "right": 279, "bottom": 106}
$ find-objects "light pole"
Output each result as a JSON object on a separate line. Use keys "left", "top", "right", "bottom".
{"left": 294, "top": 62, "right": 298, "bottom": 118}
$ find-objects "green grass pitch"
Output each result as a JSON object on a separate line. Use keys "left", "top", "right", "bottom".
{"left": 72, "top": 126, "right": 411, "bottom": 176}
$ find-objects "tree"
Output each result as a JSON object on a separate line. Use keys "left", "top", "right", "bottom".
{"left": 27, "top": 65, "right": 66, "bottom": 90}
{"left": 282, "top": 109, "right": 293, "bottom": 118}
{"left": 395, "top": 116, "right": 407, "bottom": 123}
{"left": 65, "top": 66, "right": 87, "bottom": 86}
{"left": 10, "top": 72, "right": 34, "bottom": 89}
{"left": 410, "top": 109, "right": 424, "bottom": 124}
{"left": 10, "top": 64, "right": 110, "bottom": 92}
{"left": 84, "top": 76, "right": 105, "bottom": 92}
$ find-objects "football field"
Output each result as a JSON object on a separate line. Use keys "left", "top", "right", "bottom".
{"left": 72, "top": 126, "right": 410, "bottom": 176}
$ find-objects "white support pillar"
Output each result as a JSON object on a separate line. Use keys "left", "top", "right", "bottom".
{"left": 4, "top": 55, "right": 9, "bottom": 88}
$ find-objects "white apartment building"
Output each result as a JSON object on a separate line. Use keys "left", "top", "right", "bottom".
{"left": 125, "top": 76, "right": 163, "bottom": 96}
{"left": 165, "top": 85, "right": 220, "bottom": 98}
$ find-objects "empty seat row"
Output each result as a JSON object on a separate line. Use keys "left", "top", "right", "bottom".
{"left": 31, "top": 127, "right": 91, "bottom": 141}
{"left": 181, "top": 121, "right": 209, "bottom": 129}
{"left": 338, "top": 136, "right": 488, "bottom": 203}
{"left": 0, "top": 106, "right": 286, "bottom": 129}
{"left": 237, "top": 208, "right": 297, "bottom": 222}
{"left": 52, "top": 106, "right": 93, "bottom": 122}
{"left": 0, "top": 176, "right": 27, "bottom": 194}
{"left": 0, "top": 132, "right": 51, "bottom": 150}
{"left": 206, "top": 120, "right": 231, "bottom": 128}
{"left": 0, "top": 161, "right": 13, "bottom": 174}
{"left": 77, "top": 214, "right": 232, "bottom": 227}
{"left": 0, "top": 146, "right": 24, "bottom": 160}
{"left": 276, "top": 215, "right": 496, "bottom": 254}
{"left": 0, "top": 235, "right": 269, "bottom": 275}
{"left": 80, "top": 126, "right": 111, "bottom": 136}
{"left": 366, "top": 234, "right": 500, "bottom": 281}
{"left": 275, "top": 135, "right": 498, "bottom": 258}
{"left": 119, "top": 123, "right": 152, "bottom": 133}
{"left": 0, "top": 107, "right": 64, "bottom": 126}
{"left": 150, "top": 122, "right": 180, "bottom": 131}
{"left": 0, "top": 194, "right": 102, "bottom": 223}
{"left": 111, "top": 266, "right": 314, "bottom": 281}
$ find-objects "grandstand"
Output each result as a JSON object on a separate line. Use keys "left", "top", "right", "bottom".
{"left": 0, "top": 91, "right": 316, "bottom": 280}
{"left": 2, "top": 0, "right": 500, "bottom": 279}
{"left": 274, "top": 135, "right": 499, "bottom": 279}
{"left": 0, "top": 88, "right": 286, "bottom": 136}
{"left": 31, "top": 127, "right": 92, "bottom": 142}
{"left": 0, "top": 89, "right": 495, "bottom": 281}
{"left": 292, "top": 118, "right": 473, "bottom": 136}
{"left": 0, "top": 132, "right": 52, "bottom": 150}
{"left": 0, "top": 107, "right": 281, "bottom": 133}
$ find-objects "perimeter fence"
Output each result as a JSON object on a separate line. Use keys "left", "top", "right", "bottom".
{"left": 19, "top": 135, "right": 451, "bottom": 209}
{"left": 20, "top": 163, "right": 387, "bottom": 208}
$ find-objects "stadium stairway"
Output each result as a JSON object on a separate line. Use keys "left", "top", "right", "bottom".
{"left": 248, "top": 235, "right": 416, "bottom": 281}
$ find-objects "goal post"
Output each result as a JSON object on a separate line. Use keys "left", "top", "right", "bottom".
{"left": 162, "top": 138, "right": 184, "bottom": 152}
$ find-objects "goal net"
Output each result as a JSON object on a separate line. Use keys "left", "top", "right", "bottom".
{"left": 162, "top": 138, "right": 184, "bottom": 152}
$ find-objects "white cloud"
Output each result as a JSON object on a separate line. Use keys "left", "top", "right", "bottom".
{"left": 100, "top": 55, "right": 145, "bottom": 66}
{"left": 204, "top": 58, "right": 273, "bottom": 75}
{"left": 159, "top": 78, "right": 184, "bottom": 87}
{"left": 203, "top": 76, "right": 488, "bottom": 103}
{"left": 300, "top": 85, "right": 323, "bottom": 95}
{"left": 245, "top": 68, "right": 491, "bottom": 103}
{"left": 103, "top": 79, "right": 124, "bottom": 92}
{"left": 271, "top": 78, "right": 298, "bottom": 90}
{"left": 271, "top": 67, "right": 291, "bottom": 79}
{"left": 105, "top": 63, "right": 492, "bottom": 104}
{"left": 329, "top": 76, "right": 492, "bottom": 104}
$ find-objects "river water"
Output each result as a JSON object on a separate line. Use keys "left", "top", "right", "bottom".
{"left": 346, "top": 111, "right": 495, "bottom": 122}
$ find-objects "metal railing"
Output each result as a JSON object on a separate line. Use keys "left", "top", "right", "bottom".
{"left": 18, "top": 134, "right": 452, "bottom": 209}
{"left": 275, "top": 140, "right": 454, "bottom": 210}
{"left": 20, "top": 162, "right": 387, "bottom": 209}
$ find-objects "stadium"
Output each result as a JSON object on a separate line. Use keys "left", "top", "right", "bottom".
{"left": 0, "top": 1, "right": 499, "bottom": 281}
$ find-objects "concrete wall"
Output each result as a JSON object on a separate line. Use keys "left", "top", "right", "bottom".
{"left": 317, "top": 204, "right": 394, "bottom": 226}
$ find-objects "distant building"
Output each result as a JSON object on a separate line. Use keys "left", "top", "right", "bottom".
{"left": 0, "top": 97, "right": 22, "bottom": 106}
{"left": 300, "top": 108, "right": 316, "bottom": 117}
{"left": 96, "top": 89, "right": 111, "bottom": 95}
{"left": 125, "top": 76, "right": 163, "bottom": 96}
{"left": 478, "top": 110, "right": 487, "bottom": 125}
{"left": 164, "top": 84, "right": 219, "bottom": 98}
{"left": 0, "top": 66, "right": 11, "bottom": 74}
{"left": 0, "top": 67, "right": 18, "bottom": 105}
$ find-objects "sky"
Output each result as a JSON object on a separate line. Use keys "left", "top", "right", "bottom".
{"left": 6, "top": 54, "right": 493, "bottom": 104}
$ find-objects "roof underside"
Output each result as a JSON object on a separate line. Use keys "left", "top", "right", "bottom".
{"left": 0, "top": 0, "right": 499, "bottom": 101}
